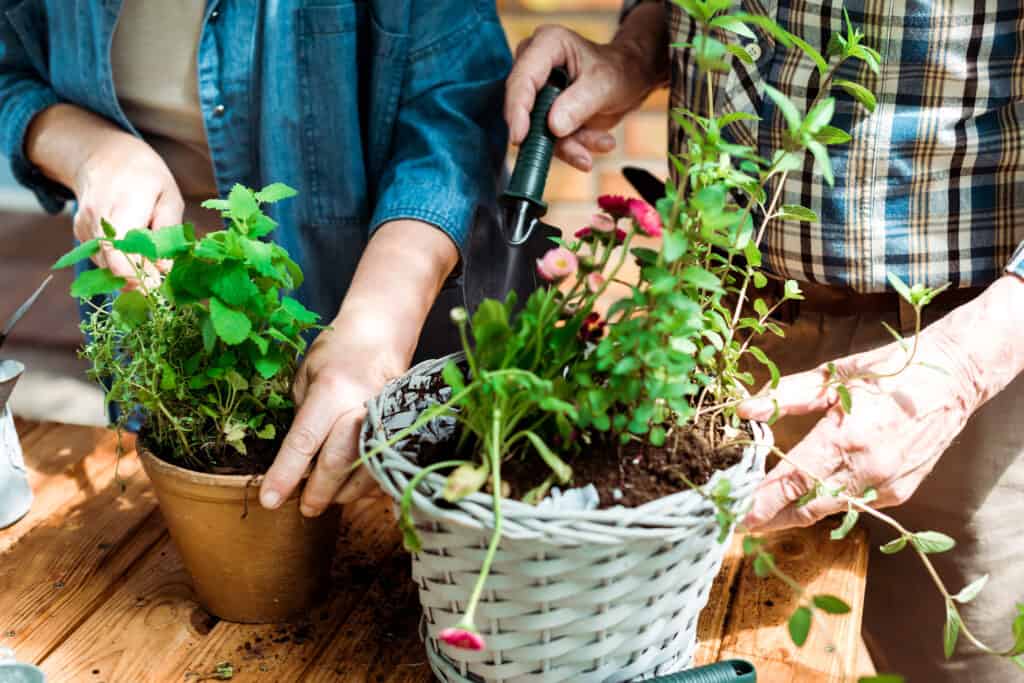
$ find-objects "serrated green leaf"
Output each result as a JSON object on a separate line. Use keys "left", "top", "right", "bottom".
{"left": 813, "top": 594, "right": 851, "bottom": 614}
{"left": 210, "top": 263, "right": 259, "bottom": 307}
{"left": 201, "top": 198, "right": 231, "bottom": 211}
{"left": 255, "top": 182, "right": 298, "bottom": 204}
{"left": 789, "top": 606, "right": 813, "bottom": 646}
{"left": 834, "top": 79, "right": 877, "bottom": 112}
{"left": 70, "top": 268, "right": 126, "bottom": 298}
{"left": 912, "top": 530, "right": 956, "bottom": 554}
{"left": 254, "top": 350, "right": 284, "bottom": 379}
{"left": 281, "top": 296, "right": 319, "bottom": 324}
{"left": 228, "top": 184, "right": 259, "bottom": 220}
{"left": 150, "top": 224, "right": 194, "bottom": 259}
{"left": 209, "top": 297, "right": 252, "bottom": 345}
{"left": 113, "top": 229, "right": 158, "bottom": 260}
{"left": 953, "top": 575, "right": 989, "bottom": 604}
{"left": 112, "top": 290, "right": 149, "bottom": 328}
{"left": 53, "top": 239, "right": 100, "bottom": 270}
{"left": 880, "top": 536, "right": 908, "bottom": 554}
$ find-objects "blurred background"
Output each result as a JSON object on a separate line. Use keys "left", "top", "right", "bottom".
{"left": 0, "top": 0, "right": 667, "bottom": 427}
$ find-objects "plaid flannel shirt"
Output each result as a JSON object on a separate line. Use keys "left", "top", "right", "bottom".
{"left": 627, "top": 0, "right": 1024, "bottom": 292}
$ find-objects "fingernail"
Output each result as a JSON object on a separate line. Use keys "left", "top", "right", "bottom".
{"left": 300, "top": 503, "right": 321, "bottom": 518}
{"left": 572, "top": 155, "right": 591, "bottom": 171}
{"left": 261, "top": 490, "right": 281, "bottom": 509}
{"left": 597, "top": 133, "right": 616, "bottom": 151}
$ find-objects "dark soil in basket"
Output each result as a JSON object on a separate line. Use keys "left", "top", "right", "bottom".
{"left": 138, "top": 426, "right": 280, "bottom": 476}
{"left": 416, "top": 417, "right": 747, "bottom": 509}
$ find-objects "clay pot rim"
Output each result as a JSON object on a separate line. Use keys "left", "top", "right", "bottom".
{"left": 138, "top": 447, "right": 300, "bottom": 490}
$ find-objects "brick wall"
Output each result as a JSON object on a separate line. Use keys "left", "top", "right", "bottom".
{"left": 497, "top": 0, "right": 669, "bottom": 234}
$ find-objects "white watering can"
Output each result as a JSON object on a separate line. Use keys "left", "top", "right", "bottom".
{"left": 0, "top": 275, "right": 52, "bottom": 530}
{"left": 0, "top": 647, "right": 45, "bottom": 683}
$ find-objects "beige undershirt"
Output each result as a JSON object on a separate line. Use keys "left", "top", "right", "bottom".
{"left": 110, "top": 0, "right": 221, "bottom": 230}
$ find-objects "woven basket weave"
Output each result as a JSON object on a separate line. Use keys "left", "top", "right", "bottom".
{"left": 362, "top": 355, "right": 770, "bottom": 683}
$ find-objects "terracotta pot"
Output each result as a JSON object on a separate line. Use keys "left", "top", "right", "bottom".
{"left": 139, "top": 449, "right": 339, "bottom": 623}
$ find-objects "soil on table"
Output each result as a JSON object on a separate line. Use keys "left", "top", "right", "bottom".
{"left": 138, "top": 427, "right": 281, "bottom": 476}
{"left": 418, "top": 417, "right": 747, "bottom": 509}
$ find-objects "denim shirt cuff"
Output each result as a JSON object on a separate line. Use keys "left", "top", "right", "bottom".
{"left": 3, "top": 87, "right": 72, "bottom": 214}
{"left": 370, "top": 184, "right": 474, "bottom": 254}
{"left": 1008, "top": 241, "right": 1024, "bottom": 280}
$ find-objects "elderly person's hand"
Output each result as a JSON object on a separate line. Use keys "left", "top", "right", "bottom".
{"left": 505, "top": 3, "right": 669, "bottom": 172}
{"left": 258, "top": 219, "right": 459, "bottom": 517}
{"left": 738, "top": 275, "right": 1024, "bottom": 532}
{"left": 26, "top": 104, "right": 183, "bottom": 285}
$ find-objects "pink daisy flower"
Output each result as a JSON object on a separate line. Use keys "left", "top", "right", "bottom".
{"left": 536, "top": 247, "right": 579, "bottom": 282}
{"left": 587, "top": 271, "right": 605, "bottom": 293}
{"left": 598, "top": 194, "right": 632, "bottom": 218}
{"left": 628, "top": 198, "right": 663, "bottom": 238}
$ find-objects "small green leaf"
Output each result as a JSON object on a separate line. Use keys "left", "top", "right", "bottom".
{"left": 831, "top": 507, "right": 859, "bottom": 540}
{"left": 880, "top": 536, "right": 908, "bottom": 554}
{"left": 281, "top": 296, "right": 319, "bottom": 324}
{"left": 858, "top": 676, "right": 905, "bottom": 683}
{"left": 764, "top": 84, "right": 802, "bottom": 135}
{"left": 886, "top": 272, "right": 914, "bottom": 304}
{"left": 813, "top": 594, "right": 851, "bottom": 614}
{"left": 112, "top": 290, "right": 149, "bottom": 328}
{"left": 681, "top": 266, "right": 724, "bottom": 291}
{"left": 803, "top": 97, "right": 835, "bottom": 134}
{"left": 70, "top": 268, "right": 126, "bottom": 298}
{"left": 53, "top": 239, "right": 101, "bottom": 270}
{"left": 725, "top": 43, "right": 755, "bottom": 65}
{"left": 254, "top": 351, "right": 284, "bottom": 379}
{"left": 709, "top": 15, "right": 758, "bottom": 39}
{"left": 781, "top": 204, "right": 819, "bottom": 223}
{"left": 944, "top": 602, "right": 961, "bottom": 659}
{"left": 753, "top": 552, "right": 775, "bottom": 577}
{"left": 816, "top": 125, "right": 852, "bottom": 145}
{"left": 201, "top": 198, "right": 231, "bottom": 211}
{"left": 442, "top": 360, "right": 465, "bottom": 392}
{"left": 113, "top": 229, "right": 158, "bottom": 260}
{"left": 834, "top": 79, "right": 877, "bottom": 112}
{"left": 807, "top": 139, "right": 834, "bottom": 186}
{"left": 787, "top": 31, "right": 829, "bottom": 74}
{"left": 783, "top": 279, "right": 804, "bottom": 300}
{"left": 788, "top": 606, "right": 813, "bottom": 647}
{"left": 255, "top": 182, "right": 298, "bottom": 204}
{"left": 953, "top": 575, "right": 989, "bottom": 604}
{"left": 836, "top": 384, "right": 852, "bottom": 413}
{"left": 209, "top": 297, "right": 252, "bottom": 345}
{"left": 228, "top": 184, "right": 260, "bottom": 220}
{"left": 100, "top": 218, "right": 117, "bottom": 238}
{"left": 747, "top": 346, "right": 780, "bottom": 388}
{"left": 912, "top": 531, "right": 956, "bottom": 554}
{"left": 210, "top": 263, "right": 259, "bottom": 307}
{"left": 663, "top": 230, "right": 689, "bottom": 263}
{"left": 150, "top": 224, "right": 194, "bottom": 259}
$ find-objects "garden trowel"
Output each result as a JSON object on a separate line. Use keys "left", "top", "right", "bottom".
{"left": 463, "top": 68, "right": 570, "bottom": 313}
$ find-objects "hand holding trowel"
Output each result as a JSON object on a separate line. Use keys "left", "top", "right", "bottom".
{"left": 462, "top": 68, "right": 571, "bottom": 312}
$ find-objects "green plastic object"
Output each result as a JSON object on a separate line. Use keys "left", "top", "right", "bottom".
{"left": 502, "top": 67, "right": 570, "bottom": 218}
{"left": 640, "top": 659, "right": 757, "bottom": 683}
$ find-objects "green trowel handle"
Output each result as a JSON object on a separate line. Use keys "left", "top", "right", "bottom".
{"left": 642, "top": 659, "right": 756, "bottom": 683}
{"left": 503, "top": 67, "right": 570, "bottom": 214}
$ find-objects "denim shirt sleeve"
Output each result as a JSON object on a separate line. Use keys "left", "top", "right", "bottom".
{"left": 0, "top": 1, "right": 71, "bottom": 214}
{"left": 369, "top": 2, "right": 512, "bottom": 251}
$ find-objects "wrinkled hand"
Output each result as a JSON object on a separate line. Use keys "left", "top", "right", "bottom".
{"left": 259, "top": 327, "right": 398, "bottom": 517}
{"left": 73, "top": 134, "right": 183, "bottom": 284}
{"left": 738, "top": 326, "right": 982, "bottom": 532}
{"left": 505, "top": 22, "right": 664, "bottom": 171}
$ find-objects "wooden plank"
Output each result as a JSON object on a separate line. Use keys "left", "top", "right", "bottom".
{"left": 38, "top": 536, "right": 201, "bottom": 682}
{"left": 0, "top": 430, "right": 163, "bottom": 663}
{"left": 160, "top": 497, "right": 404, "bottom": 682}
{"left": 0, "top": 425, "right": 128, "bottom": 553}
{"left": 694, "top": 534, "right": 745, "bottom": 665}
{"left": 719, "top": 523, "right": 870, "bottom": 682}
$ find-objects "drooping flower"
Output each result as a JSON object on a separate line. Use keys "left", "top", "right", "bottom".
{"left": 628, "top": 198, "right": 663, "bottom": 237}
{"left": 590, "top": 213, "right": 616, "bottom": 233}
{"left": 579, "top": 312, "right": 606, "bottom": 342}
{"left": 586, "top": 272, "right": 605, "bottom": 293}
{"left": 598, "top": 194, "right": 631, "bottom": 218}
{"left": 439, "top": 626, "right": 486, "bottom": 651}
{"left": 615, "top": 228, "right": 627, "bottom": 243}
{"left": 536, "top": 247, "right": 579, "bottom": 282}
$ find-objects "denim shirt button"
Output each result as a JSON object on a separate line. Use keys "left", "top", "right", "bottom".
{"left": 213, "top": 104, "right": 226, "bottom": 117}
{"left": 210, "top": 10, "right": 220, "bottom": 20}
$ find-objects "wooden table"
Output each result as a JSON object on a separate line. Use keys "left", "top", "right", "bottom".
{"left": 1, "top": 420, "right": 874, "bottom": 682}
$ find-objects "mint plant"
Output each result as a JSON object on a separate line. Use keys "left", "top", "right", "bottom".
{"left": 53, "top": 183, "right": 320, "bottom": 470}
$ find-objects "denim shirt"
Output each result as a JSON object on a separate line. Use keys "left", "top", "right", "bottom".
{"left": 0, "top": 0, "right": 512, "bottom": 319}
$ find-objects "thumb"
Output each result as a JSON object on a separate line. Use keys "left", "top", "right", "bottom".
{"left": 738, "top": 365, "right": 838, "bottom": 422}
{"left": 548, "top": 75, "right": 615, "bottom": 139}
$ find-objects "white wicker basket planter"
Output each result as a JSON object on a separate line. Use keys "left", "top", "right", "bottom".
{"left": 361, "top": 355, "right": 770, "bottom": 683}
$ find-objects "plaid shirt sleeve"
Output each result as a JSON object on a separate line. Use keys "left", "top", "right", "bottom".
{"left": 1009, "top": 242, "right": 1024, "bottom": 280}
